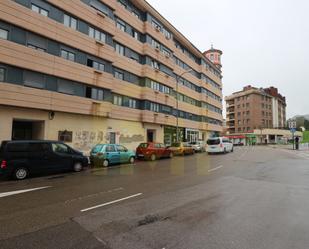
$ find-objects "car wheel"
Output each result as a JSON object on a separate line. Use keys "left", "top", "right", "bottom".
{"left": 73, "top": 162, "right": 83, "bottom": 172}
{"left": 103, "top": 159, "right": 109, "bottom": 167}
{"left": 224, "top": 148, "right": 227, "bottom": 154}
{"left": 231, "top": 147, "right": 234, "bottom": 152}
{"left": 129, "top": 157, "right": 135, "bottom": 164}
{"left": 14, "top": 167, "right": 28, "bottom": 180}
{"left": 169, "top": 152, "right": 174, "bottom": 158}
{"left": 150, "top": 154, "right": 156, "bottom": 161}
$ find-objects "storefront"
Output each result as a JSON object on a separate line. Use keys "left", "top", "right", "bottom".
{"left": 225, "top": 135, "right": 246, "bottom": 146}
{"left": 164, "top": 126, "right": 185, "bottom": 146}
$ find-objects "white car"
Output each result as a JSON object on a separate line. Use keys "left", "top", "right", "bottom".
{"left": 206, "top": 137, "right": 234, "bottom": 154}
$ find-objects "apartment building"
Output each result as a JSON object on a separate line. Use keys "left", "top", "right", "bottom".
{"left": 226, "top": 86, "right": 286, "bottom": 134}
{"left": 0, "top": 0, "right": 223, "bottom": 152}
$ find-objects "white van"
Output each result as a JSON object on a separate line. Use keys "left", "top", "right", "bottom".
{"left": 206, "top": 137, "right": 234, "bottom": 154}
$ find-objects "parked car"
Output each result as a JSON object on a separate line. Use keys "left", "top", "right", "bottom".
{"left": 90, "top": 144, "right": 135, "bottom": 167}
{"left": 189, "top": 141, "right": 206, "bottom": 152}
{"left": 0, "top": 140, "right": 88, "bottom": 180}
{"left": 136, "top": 142, "right": 174, "bottom": 161}
{"left": 169, "top": 142, "right": 195, "bottom": 156}
{"left": 206, "top": 137, "right": 234, "bottom": 154}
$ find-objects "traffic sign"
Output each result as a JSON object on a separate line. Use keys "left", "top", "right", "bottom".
{"left": 290, "top": 128, "right": 296, "bottom": 133}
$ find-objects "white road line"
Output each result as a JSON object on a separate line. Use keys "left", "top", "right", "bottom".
{"left": 208, "top": 165, "right": 223, "bottom": 173}
{"left": 0, "top": 186, "right": 51, "bottom": 198}
{"left": 81, "top": 193, "right": 143, "bottom": 212}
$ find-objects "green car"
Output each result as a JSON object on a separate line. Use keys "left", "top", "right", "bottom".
{"left": 90, "top": 144, "right": 135, "bottom": 167}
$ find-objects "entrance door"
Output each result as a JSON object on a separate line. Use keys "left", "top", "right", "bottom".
{"left": 12, "top": 121, "right": 33, "bottom": 140}
{"left": 109, "top": 132, "right": 116, "bottom": 144}
{"left": 147, "top": 130, "right": 155, "bottom": 142}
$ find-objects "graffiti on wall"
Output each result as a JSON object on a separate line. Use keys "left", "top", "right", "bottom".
{"left": 73, "top": 131, "right": 104, "bottom": 152}
{"left": 119, "top": 134, "right": 144, "bottom": 144}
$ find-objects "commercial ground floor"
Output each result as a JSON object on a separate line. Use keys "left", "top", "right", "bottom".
{"left": 225, "top": 129, "right": 303, "bottom": 146}
{"left": 0, "top": 106, "right": 218, "bottom": 153}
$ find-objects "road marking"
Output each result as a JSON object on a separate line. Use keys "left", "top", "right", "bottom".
{"left": 208, "top": 165, "right": 223, "bottom": 173}
{"left": 81, "top": 193, "right": 143, "bottom": 212}
{"left": 0, "top": 186, "right": 51, "bottom": 198}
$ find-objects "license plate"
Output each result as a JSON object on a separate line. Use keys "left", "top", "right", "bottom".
{"left": 138, "top": 154, "right": 144, "bottom": 157}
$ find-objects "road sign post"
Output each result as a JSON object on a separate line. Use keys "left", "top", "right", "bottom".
{"left": 288, "top": 120, "right": 297, "bottom": 150}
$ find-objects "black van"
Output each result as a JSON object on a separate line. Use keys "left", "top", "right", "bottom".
{"left": 0, "top": 140, "right": 88, "bottom": 180}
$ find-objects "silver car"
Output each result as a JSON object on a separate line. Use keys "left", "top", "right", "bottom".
{"left": 189, "top": 141, "right": 206, "bottom": 152}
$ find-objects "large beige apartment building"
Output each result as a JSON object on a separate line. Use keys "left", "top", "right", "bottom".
{"left": 0, "top": 0, "right": 223, "bottom": 151}
{"left": 226, "top": 86, "right": 286, "bottom": 134}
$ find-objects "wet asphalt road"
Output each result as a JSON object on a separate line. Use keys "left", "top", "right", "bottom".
{"left": 0, "top": 146, "right": 309, "bottom": 249}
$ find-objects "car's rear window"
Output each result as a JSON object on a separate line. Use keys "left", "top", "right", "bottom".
{"left": 138, "top": 143, "right": 149, "bottom": 149}
{"left": 92, "top": 144, "right": 104, "bottom": 153}
{"left": 6, "top": 142, "right": 30, "bottom": 152}
{"left": 207, "top": 139, "right": 221, "bottom": 145}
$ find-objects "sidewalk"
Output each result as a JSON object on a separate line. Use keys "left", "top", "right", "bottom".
{"left": 269, "top": 143, "right": 309, "bottom": 151}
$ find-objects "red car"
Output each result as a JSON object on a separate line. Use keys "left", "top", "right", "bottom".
{"left": 136, "top": 142, "right": 174, "bottom": 161}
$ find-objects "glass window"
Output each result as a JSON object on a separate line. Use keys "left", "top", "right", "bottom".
{"left": 113, "top": 95, "right": 122, "bottom": 106}
{"left": 61, "top": 49, "right": 75, "bottom": 62}
{"left": 0, "top": 28, "right": 8, "bottom": 40}
{"left": 0, "top": 68, "right": 5, "bottom": 82}
{"left": 105, "top": 145, "right": 116, "bottom": 152}
{"left": 58, "top": 131, "right": 73, "bottom": 143}
{"left": 52, "top": 143, "right": 70, "bottom": 154}
{"left": 114, "top": 71, "right": 124, "bottom": 80}
{"left": 88, "top": 27, "right": 106, "bottom": 42}
{"left": 116, "top": 20, "right": 126, "bottom": 32}
{"left": 132, "top": 30, "right": 138, "bottom": 40}
{"left": 116, "top": 145, "right": 127, "bottom": 152}
{"left": 132, "top": 11, "right": 139, "bottom": 18}
{"left": 93, "top": 61, "right": 105, "bottom": 71}
{"left": 128, "top": 99, "right": 136, "bottom": 109}
{"left": 151, "top": 60, "right": 159, "bottom": 70}
{"left": 24, "top": 71, "right": 45, "bottom": 89}
{"left": 31, "top": 4, "right": 48, "bottom": 17}
{"left": 150, "top": 103, "right": 160, "bottom": 112}
{"left": 64, "top": 14, "right": 77, "bottom": 30}
{"left": 115, "top": 43, "right": 125, "bottom": 55}
{"left": 58, "top": 80, "right": 76, "bottom": 95}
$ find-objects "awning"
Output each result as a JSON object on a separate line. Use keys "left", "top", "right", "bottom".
{"left": 225, "top": 135, "right": 246, "bottom": 139}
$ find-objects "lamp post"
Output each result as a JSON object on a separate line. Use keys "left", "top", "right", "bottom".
{"left": 175, "top": 69, "right": 193, "bottom": 142}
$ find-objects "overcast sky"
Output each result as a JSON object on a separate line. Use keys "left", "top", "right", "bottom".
{"left": 147, "top": 0, "right": 309, "bottom": 118}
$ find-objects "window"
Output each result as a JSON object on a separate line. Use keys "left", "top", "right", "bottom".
{"left": 61, "top": 49, "right": 75, "bottom": 62}
{"left": 58, "top": 130, "right": 73, "bottom": 143}
{"left": 52, "top": 143, "right": 70, "bottom": 154}
{"left": 0, "top": 28, "right": 8, "bottom": 40}
{"left": 132, "top": 11, "right": 139, "bottom": 19}
{"left": 105, "top": 145, "right": 116, "bottom": 152}
{"left": 115, "top": 43, "right": 125, "bottom": 56}
{"left": 86, "top": 87, "right": 104, "bottom": 101}
{"left": 116, "top": 145, "right": 127, "bottom": 152}
{"left": 31, "top": 4, "right": 48, "bottom": 17}
{"left": 64, "top": 14, "right": 77, "bottom": 30}
{"left": 150, "top": 102, "right": 160, "bottom": 112}
{"left": 150, "top": 80, "right": 160, "bottom": 91}
{"left": 116, "top": 20, "right": 126, "bottom": 32}
{"left": 151, "top": 39, "right": 160, "bottom": 49}
{"left": 151, "top": 60, "right": 159, "bottom": 70}
{"left": 162, "top": 48, "right": 171, "bottom": 57}
{"left": 128, "top": 99, "right": 137, "bottom": 108}
{"left": 162, "top": 28, "right": 171, "bottom": 39}
{"left": 114, "top": 70, "right": 124, "bottom": 80}
{"left": 27, "top": 34, "right": 47, "bottom": 52}
{"left": 88, "top": 27, "right": 106, "bottom": 43}
{"left": 152, "top": 20, "right": 161, "bottom": 30}
{"left": 58, "top": 80, "right": 76, "bottom": 95}
{"left": 113, "top": 95, "right": 122, "bottom": 106}
{"left": 93, "top": 61, "right": 105, "bottom": 71}
{"left": 132, "top": 30, "right": 139, "bottom": 40}
{"left": 0, "top": 68, "right": 5, "bottom": 82}
{"left": 24, "top": 71, "right": 45, "bottom": 89}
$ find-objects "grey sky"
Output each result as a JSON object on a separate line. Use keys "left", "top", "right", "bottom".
{"left": 147, "top": 0, "right": 309, "bottom": 118}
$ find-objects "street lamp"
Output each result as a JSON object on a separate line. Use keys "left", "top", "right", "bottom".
{"left": 175, "top": 69, "right": 193, "bottom": 142}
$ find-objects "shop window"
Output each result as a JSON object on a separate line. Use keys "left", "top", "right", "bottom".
{"left": 58, "top": 130, "right": 73, "bottom": 143}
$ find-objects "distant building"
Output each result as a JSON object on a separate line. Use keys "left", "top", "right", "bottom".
{"left": 225, "top": 86, "right": 286, "bottom": 134}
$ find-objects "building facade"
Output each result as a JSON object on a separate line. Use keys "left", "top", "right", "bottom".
{"left": 0, "top": 0, "right": 223, "bottom": 152}
{"left": 226, "top": 85, "right": 286, "bottom": 135}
